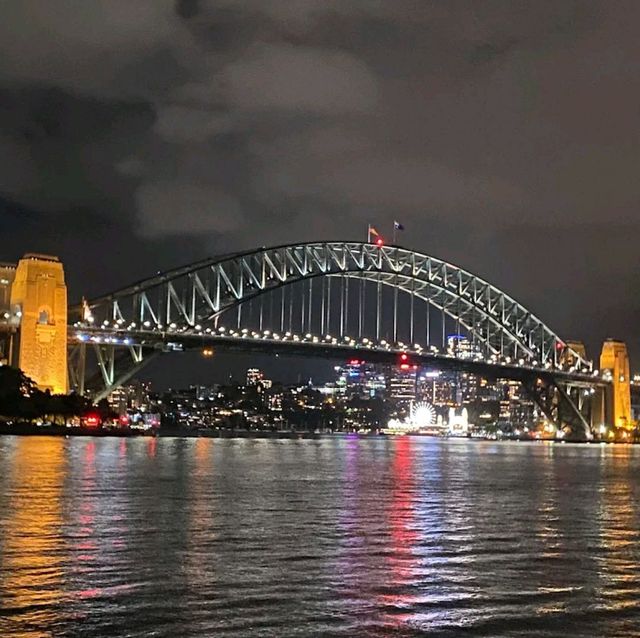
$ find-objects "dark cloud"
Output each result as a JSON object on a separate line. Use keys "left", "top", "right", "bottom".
{"left": 1, "top": 0, "right": 640, "bottom": 381}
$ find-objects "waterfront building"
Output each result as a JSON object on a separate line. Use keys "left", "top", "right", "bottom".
{"left": 107, "top": 381, "right": 152, "bottom": 415}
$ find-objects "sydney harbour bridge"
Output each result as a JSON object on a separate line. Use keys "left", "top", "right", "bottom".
{"left": 54, "top": 240, "right": 621, "bottom": 440}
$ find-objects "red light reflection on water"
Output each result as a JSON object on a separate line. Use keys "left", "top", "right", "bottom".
{"left": 378, "top": 436, "right": 419, "bottom": 625}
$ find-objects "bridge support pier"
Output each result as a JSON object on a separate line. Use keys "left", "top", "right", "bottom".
{"left": 522, "top": 376, "right": 592, "bottom": 440}
{"left": 68, "top": 342, "right": 158, "bottom": 402}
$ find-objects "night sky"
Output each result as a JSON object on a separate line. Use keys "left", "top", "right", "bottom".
{"left": 2, "top": 1, "right": 640, "bottom": 386}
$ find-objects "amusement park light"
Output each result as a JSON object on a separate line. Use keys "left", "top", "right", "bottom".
{"left": 376, "top": 238, "right": 384, "bottom": 246}
{"left": 143, "top": 320, "right": 151, "bottom": 327}
{"left": 218, "top": 326, "right": 226, "bottom": 332}
{"left": 195, "top": 324, "right": 202, "bottom": 331}
{"left": 169, "top": 322, "right": 177, "bottom": 329}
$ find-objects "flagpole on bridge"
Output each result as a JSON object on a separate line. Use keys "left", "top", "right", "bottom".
{"left": 393, "top": 220, "right": 404, "bottom": 245}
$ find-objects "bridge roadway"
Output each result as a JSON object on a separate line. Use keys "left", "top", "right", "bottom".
{"left": 69, "top": 327, "right": 606, "bottom": 389}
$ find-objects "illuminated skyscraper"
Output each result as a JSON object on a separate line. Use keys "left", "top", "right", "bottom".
{"left": 246, "top": 368, "right": 264, "bottom": 386}
{"left": 446, "top": 334, "right": 480, "bottom": 359}
{"left": 387, "top": 367, "right": 416, "bottom": 403}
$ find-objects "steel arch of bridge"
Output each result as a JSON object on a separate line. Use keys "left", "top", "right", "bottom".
{"left": 73, "top": 241, "right": 586, "bottom": 367}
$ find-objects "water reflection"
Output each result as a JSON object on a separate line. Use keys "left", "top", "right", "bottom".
{"left": 0, "top": 437, "right": 67, "bottom": 637}
{"left": 595, "top": 445, "right": 640, "bottom": 629}
{"left": 2, "top": 437, "right": 640, "bottom": 636}
{"left": 378, "top": 436, "right": 418, "bottom": 628}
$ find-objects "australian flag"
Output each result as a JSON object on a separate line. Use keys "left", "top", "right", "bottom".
{"left": 394, "top": 220, "right": 404, "bottom": 231}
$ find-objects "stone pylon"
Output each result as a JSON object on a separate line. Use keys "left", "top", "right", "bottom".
{"left": 599, "top": 339, "right": 631, "bottom": 430}
{"left": 10, "top": 254, "right": 68, "bottom": 394}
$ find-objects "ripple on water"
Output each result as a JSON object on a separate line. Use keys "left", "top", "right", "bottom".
{"left": 1, "top": 436, "right": 640, "bottom": 637}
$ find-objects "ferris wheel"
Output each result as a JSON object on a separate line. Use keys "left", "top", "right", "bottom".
{"left": 409, "top": 401, "right": 436, "bottom": 428}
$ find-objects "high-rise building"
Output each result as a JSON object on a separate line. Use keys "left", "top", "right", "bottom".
{"left": 334, "top": 360, "right": 386, "bottom": 397}
{"left": 246, "top": 368, "right": 264, "bottom": 386}
{"left": 108, "top": 381, "right": 152, "bottom": 414}
{"left": 497, "top": 379, "right": 535, "bottom": 426}
{"left": 446, "top": 334, "right": 480, "bottom": 360}
{"left": 387, "top": 367, "right": 416, "bottom": 403}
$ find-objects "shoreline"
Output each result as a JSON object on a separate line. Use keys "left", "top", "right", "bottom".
{"left": 0, "top": 424, "right": 633, "bottom": 444}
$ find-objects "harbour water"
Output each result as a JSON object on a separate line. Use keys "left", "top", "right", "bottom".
{"left": 1, "top": 435, "right": 640, "bottom": 637}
